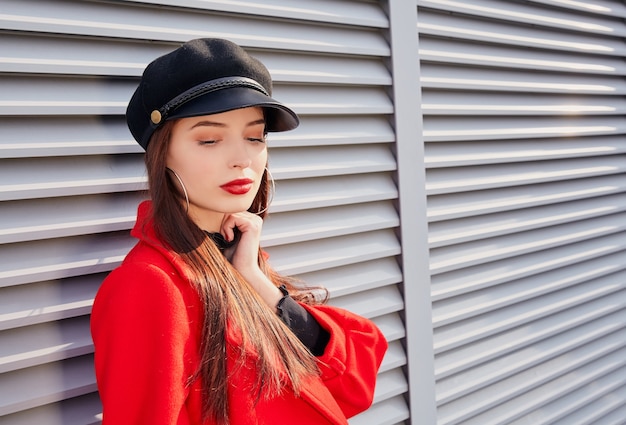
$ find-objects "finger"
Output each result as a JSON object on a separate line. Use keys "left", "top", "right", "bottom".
{"left": 221, "top": 212, "right": 256, "bottom": 242}
{"left": 219, "top": 214, "right": 232, "bottom": 240}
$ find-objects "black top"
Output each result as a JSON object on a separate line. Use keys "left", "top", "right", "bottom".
{"left": 276, "top": 287, "right": 330, "bottom": 356}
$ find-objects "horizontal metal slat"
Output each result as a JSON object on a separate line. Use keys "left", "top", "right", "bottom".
{"left": 279, "top": 86, "right": 394, "bottom": 116}
{"left": 473, "top": 260, "right": 624, "bottom": 331}
{"left": 435, "top": 309, "right": 625, "bottom": 381}
{"left": 421, "top": 90, "right": 626, "bottom": 116}
{"left": 419, "top": 0, "right": 626, "bottom": 35}
{"left": 0, "top": 193, "right": 143, "bottom": 244}
{"left": 425, "top": 135, "right": 626, "bottom": 168}
{"left": 349, "top": 394, "right": 409, "bottom": 425}
{"left": 1, "top": 0, "right": 389, "bottom": 56}
{"left": 296, "top": 257, "right": 402, "bottom": 297}
{"left": 0, "top": 233, "right": 133, "bottom": 288}
{"left": 433, "top": 253, "right": 626, "bottom": 327}
{"left": 525, "top": 0, "right": 626, "bottom": 18}
{"left": 122, "top": 0, "right": 389, "bottom": 28}
{"left": 328, "top": 285, "right": 404, "bottom": 318}
{"left": 0, "top": 275, "right": 101, "bottom": 330}
{"left": 422, "top": 89, "right": 626, "bottom": 116}
{"left": 509, "top": 375, "right": 626, "bottom": 424}
{"left": 270, "top": 144, "right": 396, "bottom": 179}
{"left": 255, "top": 51, "right": 392, "bottom": 86}
{"left": 268, "top": 115, "right": 395, "bottom": 148}
{"left": 266, "top": 229, "right": 401, "bottom": 275}
{"left": 419, "top": 36, "right": 626, "bottom": 75}
{"left": 371, "top": 312, "right": 406, "bottom": 343}
{"left": 0, "top": 75, "right": 133, "bottom": 116}
{"left": 379, "top": 340, "right": 408, "bottom": 374}
{"left": 0, "top": 32, "right": 391, "bottom": 84}
{"left": 418, "top": 7, "right": 626, "bottom": 52}
{"left": 273, "top": 173, "right": 398, "bottom": 211}
{"left": 441, "top": 348, "right": 626, "bottom": 425}
{"left": 0, "top": 155, "right": 146, "bottom": 201}
{"left": 420, "top": 63, "right": 626, "bottom": 95}
{"left": 431, "top": 235, "right": 625, "bottom": 299}
{"left": 0, "top": 33, "right": 158, "bottom": 77}
{"left": 436, "top": 328, "right": 626, "bottom": 405}
{"left": 0, "top": 316, "right": 92, "bottom": 373}
{"left": 423, "top": 115, "right": 626, "bottom": 142}
{"left": 429, "top": 193, "right": 626, "bottom": 247}
{"left": 551, "top": 388, "right": 626, "bottom": 425}
{"left": 0, "top": 354, "right": 96, "bottom": 416}
{"left": 263, "top": 201, "right": 398, "bottom": 246}
{"left": 433, "top": 272, "right": 626, "bottom": 353}
{"left": 426, "top": 156, "right": 625, "bottom": 195}
{"left": 597, "top": 405, "right": 626, "bottom": 425}
{"left": 0, "top": 116, "right": 138, "bottom": 159}
{"left": 0, "top": 392, "right": 101, "bottom": 425}
{"left": 372, "top": 368, "right": 409, "bottom": 404}
{"left": 430, "top": 213, "right": 625, "bottom": 274}
{"left": 427, "top": 174, "right": 625, "bottom": 221}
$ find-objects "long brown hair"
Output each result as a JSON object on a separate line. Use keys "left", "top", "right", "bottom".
{"left": 144, "top": 120, "right": 323, "bottom": 425}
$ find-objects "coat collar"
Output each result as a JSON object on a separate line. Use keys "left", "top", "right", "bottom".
{"left": 130, "top": 200, "right": 190, "bottom": 279}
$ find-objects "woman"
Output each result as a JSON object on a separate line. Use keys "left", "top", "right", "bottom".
{"left": 91, "top": 38, "right": 387, "bottom": 425}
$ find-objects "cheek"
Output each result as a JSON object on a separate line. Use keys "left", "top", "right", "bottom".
{"left": 167, "top": 144, "right": 209, "bottom": 177}
{"left": 255, "top": 148, "right": 268, "bottom": 170}
{"left": 165, "top": 139, "right": 185, "bottom": 171}
{"left": 185, "top": 158, "right": 219, "bottom": 183}
{"left": 165, "top": 153, "right": 177, "bottom": 171}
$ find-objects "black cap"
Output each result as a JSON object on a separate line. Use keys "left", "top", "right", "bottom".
{"left": 126, "top": 38, "right": 300, "bottom": 150}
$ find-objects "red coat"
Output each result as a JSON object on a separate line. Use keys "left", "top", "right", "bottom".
{"left": 91, "top": 201, "right": 388, "bottom": 425}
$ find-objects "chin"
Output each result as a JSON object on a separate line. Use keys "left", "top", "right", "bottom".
{"left": 228, "top": 202, "right": 256, "bottom": 214}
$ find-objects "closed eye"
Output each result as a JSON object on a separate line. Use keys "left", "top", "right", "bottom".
{"left": 247, "top": 133, "right": 266, "bottom": 143}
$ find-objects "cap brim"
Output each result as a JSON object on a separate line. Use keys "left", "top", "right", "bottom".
{"left": 166, "top": 86, "right": 299, "bottom": 132}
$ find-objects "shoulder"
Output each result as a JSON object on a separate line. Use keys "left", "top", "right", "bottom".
{"left": 92, "top": 241, "right": 200, "bottom": 328}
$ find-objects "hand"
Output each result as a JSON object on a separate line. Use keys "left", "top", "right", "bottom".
{"left": 220, "top": 211, "right": 263, "bottom": 277}
{"left": 220, "top": 212, "right": 282, "bottom": 309}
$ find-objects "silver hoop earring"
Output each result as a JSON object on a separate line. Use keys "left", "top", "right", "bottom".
{"left": 257, "top": 167, "right": 275, "bottom": 215}
{"left": 166, "top": 168, "right": 189, "bottom": 213}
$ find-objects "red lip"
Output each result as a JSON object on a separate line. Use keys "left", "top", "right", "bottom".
{"left": 220, "top": 178, "right": 254, "bottom": 195}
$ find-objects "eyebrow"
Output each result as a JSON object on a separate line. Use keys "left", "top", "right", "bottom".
{"left": 189, "top": 118, "right": 266, "bottom": 130}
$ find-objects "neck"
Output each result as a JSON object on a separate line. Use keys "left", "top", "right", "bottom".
{"left": 187, "top": 206, "right": 224, "bottom": 233}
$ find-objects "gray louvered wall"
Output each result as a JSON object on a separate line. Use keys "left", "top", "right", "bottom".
{"left": 418, "top": 0, "right": 626, "bottom": 423}
{"left": 1, "top": 0, "right": 625, "bottom": 424}
{"left": 0, "top": 0, "right": 408, "bottom": 424}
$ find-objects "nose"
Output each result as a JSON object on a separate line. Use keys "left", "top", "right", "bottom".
{"left": 229, "top": 139, "right": 253, "bottom": 169}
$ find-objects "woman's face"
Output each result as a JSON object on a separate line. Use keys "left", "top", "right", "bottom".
{"left": 166, "top": 107, "right": 268, "bottom": 231}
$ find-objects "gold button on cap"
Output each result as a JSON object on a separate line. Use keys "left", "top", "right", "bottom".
{"left": 150, "top": 110, "right": 162, "bottom": 124}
